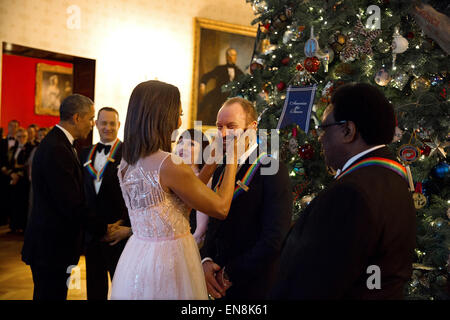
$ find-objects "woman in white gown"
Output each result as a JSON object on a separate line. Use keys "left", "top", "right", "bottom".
{"left": 110, "top": 80, "right": 237, "bottom": 300}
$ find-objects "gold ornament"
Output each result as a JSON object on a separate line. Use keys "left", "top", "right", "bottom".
{"left": 412, "top": 192, "right": 427, "bottom": 210}
{"left": 410, "top": 77, "right": 431, "bottom": 93}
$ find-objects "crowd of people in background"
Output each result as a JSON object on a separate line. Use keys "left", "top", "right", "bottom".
{"left": 0, "top": 120, "right": 50, "bottom": 233}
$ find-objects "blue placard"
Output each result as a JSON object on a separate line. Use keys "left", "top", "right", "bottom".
{"left": 277, "top": 85, "right": 317, "bottom": 133}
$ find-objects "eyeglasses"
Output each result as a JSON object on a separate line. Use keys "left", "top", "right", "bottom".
{"left": 317, "top": 120, "right": 347, "bottom": 135}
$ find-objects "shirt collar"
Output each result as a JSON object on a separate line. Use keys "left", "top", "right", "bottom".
{"left": 238, "top": 142, "right": 258, "bottom": 165}
{"left": 334, "top": 145, "right": 385, "bottom": 179}
{"left": 55, "top": 124, "right": 75, "bottom": 146}
{"left": 99, "top": 138, "right": 118, "bottom": 146}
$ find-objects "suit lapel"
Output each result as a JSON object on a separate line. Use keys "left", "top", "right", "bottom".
{"left": 97, "top": 142, "right": 122, "bottom": 196}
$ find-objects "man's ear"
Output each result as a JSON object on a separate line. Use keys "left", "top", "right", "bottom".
{"left": 342, "top": 121, "right": 357, "bottom": 143}
{"left": 71, "top": 113, "right": 79, "bottom": 125}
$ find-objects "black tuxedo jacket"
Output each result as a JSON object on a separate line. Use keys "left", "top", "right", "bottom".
{"left": 270, "top": 147, "right": 416, "bottom": 299}
{"left": 9, "top": 142, "right": 33, "bottom": 175}
{"left": 80, "top": 142, "right": 129, "bottom": 244}
{"left": 22, "top": 127, "right": 106, "bottom": 267}
{"left": 0, "top": 137, "right": 17, "bottom": 169}
{"left": 201, "top": 150, "right": 293, "bottom": 299}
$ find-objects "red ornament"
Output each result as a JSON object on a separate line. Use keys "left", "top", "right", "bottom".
{"left": 304, "top": 57, "right": 320, "bottom": 73}
{"left": 281, "top": 57, "right": 290, "bottom": 65}
{"left": 406, "top": 32, "right": 414, "bottom": 39}
{"left": 420, "top": 145, "right": 431, "bottom": 156}
{"left": 298, "top": 144, "right": 314, "bottom": 160}
{"left": 296, "top": 63, "right": 304, "bottom": 71}
{"left": 277, "top": 81, "right": 286, "bottom": 91}
{"left": 264, "top": 23, "right": 271, "bottom": 31}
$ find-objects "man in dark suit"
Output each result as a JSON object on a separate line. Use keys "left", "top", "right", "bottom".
{"left": 197, "top": 48, "right": 244, "bottom": 126}
{"left": 201, "top": 97, "right": 292, "bottom": 299}
{"left": 7, "top": 127, "right": 33, "bottom": 233}
{"left": 22, "top": 94, "right": 106, "bottom": 300}
{"left": 270, "top": 83, "right": 416, "bottom": 299}
{"left": 0, "top": 120, "right": 19, "bottom": 225}
{"left": 81, "top": 107, "right": 131, "bottom": 300}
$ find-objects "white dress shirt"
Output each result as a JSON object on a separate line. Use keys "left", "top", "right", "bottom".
{"left": 8, "top": 137, "right": 16, "bottom": 149}
{"left": 334, "top": 145, "right": 386, "bottom": 179}
{"left": 93, "top": 139, "right": 118, "bottom": 194}
{"left": 55, "top": 124, "right": 75, "bottom": 146}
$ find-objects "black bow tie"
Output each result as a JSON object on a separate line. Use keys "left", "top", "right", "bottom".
{"left": 97, "top": 143, "right": 111, "bottom": 154}
{"left": 8, "top": 137, "right": 15, "bottom": 140}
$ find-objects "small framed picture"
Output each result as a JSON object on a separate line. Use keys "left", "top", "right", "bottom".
{"left": 191, "top": 18, "right": 257, "bottom": 129}
{"left": 35, "top": 63, "right": 73, "bottom": 116}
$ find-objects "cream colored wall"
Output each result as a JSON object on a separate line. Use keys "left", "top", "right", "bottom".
{"left": 0, "top": 0, "right": 254, "bottom": 141}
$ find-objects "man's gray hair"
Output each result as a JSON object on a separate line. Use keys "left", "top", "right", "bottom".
{"left": 60, "top": 94, "right": 93, "bottom": 121}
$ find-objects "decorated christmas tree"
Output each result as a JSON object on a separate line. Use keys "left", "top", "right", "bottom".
{"left": 226, "top": 0, "right": 450, "bottom": 299}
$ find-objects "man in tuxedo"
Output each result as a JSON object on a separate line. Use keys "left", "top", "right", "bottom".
{"left": 270, "top": 83, "right": 416, "bottom": 299}
{"left": 201, "top": 97, "right": 292, "bottom": 299}
{"left": 81, "top": 107, "right": 131, "bottom": 300}
{"left": 0, "top": 120, "right": 19, "bottom": 225}
{"left": 197, "top": 48, "right": 244, "bottom": 126}
{"left": 22, "top": 94, "right": 106, "bottom": 300}
{"left": 7, "top": 127, "right": 33, "bottom": 233}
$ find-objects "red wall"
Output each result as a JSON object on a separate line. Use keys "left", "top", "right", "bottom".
{"left": 1, "top": 54, "right": 73, "bottom": 130}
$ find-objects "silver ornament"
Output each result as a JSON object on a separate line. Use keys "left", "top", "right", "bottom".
{"left": 391, "top": 73, "right": 409, "bottom": 90}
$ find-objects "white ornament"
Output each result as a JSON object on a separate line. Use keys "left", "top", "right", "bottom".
{"left": 391, "top": 27, "right": 408, "bottom": 70}
{"left": 366, "top": 5, "right": 381, "bottom": 29}
{"left": 392, "top": 28, "right": 409, "bottom": 54}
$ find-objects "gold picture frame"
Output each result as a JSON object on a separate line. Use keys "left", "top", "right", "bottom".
{"left": 35, "top": 63, "right": 73, "bottom": 116}
{"left": 190, "top": 18, "right": 257, "bottom": 130}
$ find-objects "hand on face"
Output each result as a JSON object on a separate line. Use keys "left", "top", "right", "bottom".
{"left": 216, "top": 102, "right": 256, "bottom": 162}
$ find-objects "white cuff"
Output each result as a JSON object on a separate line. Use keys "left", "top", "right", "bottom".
{"left": 201, "top": 257, "right": 213, "bottom": 264}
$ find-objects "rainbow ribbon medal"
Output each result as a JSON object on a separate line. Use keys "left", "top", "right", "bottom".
{"left": 84, "top": 140, "right": 121, "bottom": 181}
{"left": 337, "top": 157, "right": 408, "bottom": 182}
{"left": 214, "top": 152, "right": 268, "bottom": 200}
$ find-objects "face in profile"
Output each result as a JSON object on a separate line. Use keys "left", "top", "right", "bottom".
{"left": 37, "top": 129, "right": 47, "bottom": 142}
{"left": 77, "top": 104, "right": 95, "bottom": 139}
{"left": 96, "top": 110, "right": 120, "bottom": 143}
{"left": 318, "top": 104, "right": 342, "bottom": 170}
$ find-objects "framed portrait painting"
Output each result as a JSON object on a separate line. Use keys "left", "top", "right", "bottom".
{"left": 191, "top": 18, "right": 257, "bottom": 129}
{"left": 35, "top": 63, "right": 73, "bottom": 116}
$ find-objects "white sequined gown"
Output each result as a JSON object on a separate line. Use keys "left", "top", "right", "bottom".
{"left": 110, "top": 151, "right": 208, "bottom": 300}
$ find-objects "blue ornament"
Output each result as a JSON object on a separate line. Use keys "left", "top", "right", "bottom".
{"left": 432, "top": 162, "right": 449, "bottom": 179}
{"left": 304, "top": 26, "right": 319, "bottom": 57}
{"left": 430, "top": 75, "right": 443, "bottom": 86}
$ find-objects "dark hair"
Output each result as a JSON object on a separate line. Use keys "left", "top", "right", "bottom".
{"left": 123, "top": 80, "right": 181, "bottom": 165}
{"left": 28, "top": 124, "right": 39, "bottom": 129}
{"left": 98, "top": 106, "right": 119, "bottom": 118}
{"left": 330, "top": 83, "right": 395, "bottom": 145}
{"left": 8, "top": 120, "right": 19, "bottom": 125}
{"left": 222, "top": 97, "right": 258, "bottom": 125}
{"left": 60, "top": 94, "right": 94, "bottom": 122}
{"left": 177, "top": 129, "right": 210, "bottom": 170}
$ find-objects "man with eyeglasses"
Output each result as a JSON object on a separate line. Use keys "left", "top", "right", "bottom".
{"left": 271, "top": 83, "right": 416, "bottom": 299}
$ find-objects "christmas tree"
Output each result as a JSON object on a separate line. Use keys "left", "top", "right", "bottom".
{"left": 226, "top": 0, "right": 450, "bottom": 299}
